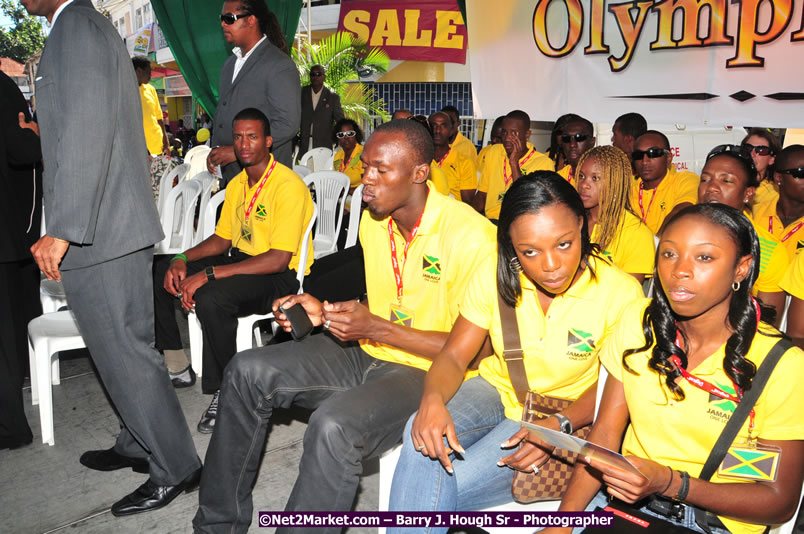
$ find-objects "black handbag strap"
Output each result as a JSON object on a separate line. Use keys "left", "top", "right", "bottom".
{"left": 693, "top": 336, "right": 792, "bottom": 533}
{"left": 498, "top": 292, "right": 530, "bottom": 405}
{"left": 698, "top": 337, "right": 791, "bottom": 481}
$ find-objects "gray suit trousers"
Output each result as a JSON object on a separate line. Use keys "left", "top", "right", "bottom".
{"left": 61, "top": 247, "right": 200, "bottom": 485}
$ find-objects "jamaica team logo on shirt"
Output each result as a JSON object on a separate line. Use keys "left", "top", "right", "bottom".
{"left": 567, "top": 328, "right": 595, "bottom": 360}
{"left": 255, "top": 203, "right": 267, "bottom": 220}
{"left": 240, "top": 226, "right": 252, "bottom": 243}
{"left": 707, "top": 381, "right": 736, "bottom": 423}
{"left": 797, "top": 240, "right": 804, "bottom": 251}
{"left": 422, "top": 255, "right": 441, "bottom": 283}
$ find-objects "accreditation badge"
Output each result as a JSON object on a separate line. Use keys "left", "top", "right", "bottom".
{"left": 717, "top": 443, "right": 781, "bottom": 482}
{"left": 389, "top": 304, "right": 414, "bottom": 328}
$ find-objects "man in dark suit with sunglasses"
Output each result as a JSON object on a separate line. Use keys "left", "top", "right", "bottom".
{"left": 299, "top": 65, "right": 343, "bottom": 152}
{"left": 207, "top": 0, "right": 300, "bottom": 186}
{"left": 629, "top": 130, "right": 699, "bottom": 234}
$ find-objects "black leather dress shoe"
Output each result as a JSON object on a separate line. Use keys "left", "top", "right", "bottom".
{"left": 80, "top": 448, "right": 149, "bottom": 474}
{"left": 111, "top": 467, "right": 202, "bottom": 517}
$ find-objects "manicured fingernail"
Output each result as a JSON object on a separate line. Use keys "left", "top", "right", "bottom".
{"left": 497, "top": 461, "right": 505, "bottom": 467}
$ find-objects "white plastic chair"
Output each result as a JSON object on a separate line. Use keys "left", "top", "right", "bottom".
{"left": 157, "top": 164, "right": 189, "bottom": 216}
{"left": 155, "top": 178, "right": 203, "bottom": 255}
{"left": 40, "top": 279, "right": 67, "bottom": 314}
{"left": 187, "top": 204, "right": 318, "bottom": 376}
{"left": 304, "top": 171, "right": 350, "bottom": 259}
{"left": 195, "top": 190, "right": 226, "bottom": 245}
{"left": 299, "top": 147, "right": 334, "bottom": 172}
{"left": 183, "top": 145, "right": 212, "bottom": 181}
{"left": 27, "top": 310, "right": 86, "bottom": 446}
{"left": 345, "top": 184, "right": 364, "bottom": 249}
{"left": 376, "top": 365, "right": 611, "bottom": 533}
{"left": 192, "top": 172, "right": 219, "bottom": 246}
{"left": 293, "top": 165, "right": 312, "bottom": 179}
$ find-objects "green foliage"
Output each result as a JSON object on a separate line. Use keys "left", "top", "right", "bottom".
{"left": 292, "top": 32, "right": 390, "bottom": 122}
{"left": 0, "top": 0, "right": 45, "bottom": 63}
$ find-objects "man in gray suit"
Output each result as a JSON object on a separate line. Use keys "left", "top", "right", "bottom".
{"left": 299, "top": 65, "right": 344, "bottom": 152}
{"left": 22, "top": 0, "right": 201, "bottom": 516}
{"left": 207, "top": 0, "right": 301, "bottom": 186}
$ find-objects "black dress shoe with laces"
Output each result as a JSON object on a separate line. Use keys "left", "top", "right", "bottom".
{"left": 80, "top": 448, "right": 149, "bottom": 474}
{"left": 111, "top": 467, "right": 202, "bottom": 517}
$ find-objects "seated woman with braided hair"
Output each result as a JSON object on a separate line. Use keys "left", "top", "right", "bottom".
{"left": 542, "top": 204, "right": 804, "bottom": 534}
{"left": 575, "top": 145, "right": 655, "bottom": 283}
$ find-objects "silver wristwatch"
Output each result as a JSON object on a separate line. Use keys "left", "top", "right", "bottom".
{"left": 551, "top": 413, "right": 572, "bottom": 434}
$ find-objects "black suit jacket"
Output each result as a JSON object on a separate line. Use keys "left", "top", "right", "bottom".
{"left": 299, "top": 85, "right": 344, "bottom": 150}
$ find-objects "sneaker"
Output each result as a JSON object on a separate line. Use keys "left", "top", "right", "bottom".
{"left": 197, "top": 390, "right": 220, "bottom": 434}
{"left": 169, "top": 365, "right": 196, "bottom": 388}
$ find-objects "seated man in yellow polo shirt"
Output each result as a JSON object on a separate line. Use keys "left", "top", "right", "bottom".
{"left": 629, "top": 130, "right": 699, "bottom": 234}
{"left": 441, "top": 104, "right": 478, "bottom": 165}
{"left": 751, "top": 145, "right": 804, "bottom": 258}
{"left": 555, "top": 114, "right": 596, "bottom": 184}
{"left": 153, "top": 108, "right": 314, "bottom": 433}
{"left": 473, "top": 109, "right": 554, "bottom": 221}
{"left": 477, "top": 115, "right": 504, "bottom": 170}
{"left": 133, "top": 56, "right": 169, "bottom": 157}
{"left": 430, "top": 111, "right": 477, "bottom": 203}
{"left": 192, "top": 119, "right": 497, "bottom": 533}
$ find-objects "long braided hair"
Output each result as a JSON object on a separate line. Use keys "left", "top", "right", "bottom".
{"left": 575, "top": 146, "right": 634, "bottom": 254}
{"left": 623, "top": 204, "right": 763, "bottom": 399}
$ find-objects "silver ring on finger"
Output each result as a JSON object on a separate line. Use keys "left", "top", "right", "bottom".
{"left": 324, "top": 320, "right": 331, "bottom": 330}
{"left": 531, "top": 463, "right": 539, "bottom": 474}
{"left": 416, "top": 445, "right": 425, "bottom": 452}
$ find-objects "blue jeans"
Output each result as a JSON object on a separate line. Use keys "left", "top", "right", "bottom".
{"left": 388, "top": 376, "right": 522, "bottom": 534}
{"left": 574, "top": 490, "right": 732, "bottom": 534}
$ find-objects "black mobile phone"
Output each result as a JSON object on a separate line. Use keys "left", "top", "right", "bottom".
{"left": 278, "top": 302, "right": 314, "bottom": 341}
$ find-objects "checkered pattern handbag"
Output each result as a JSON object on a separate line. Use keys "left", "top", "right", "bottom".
{"left": 497, "top": 293, "right": 592, "bottom": 504}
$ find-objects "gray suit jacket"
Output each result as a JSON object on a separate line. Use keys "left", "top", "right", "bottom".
{"left": 299, "top": 85, "right": 343, "bottom": 150}
{"left": 212, "top": 38, "right": 301, "bottom": 183}
{"left": 35, "top": 0, "right": 163, "bottom": 270}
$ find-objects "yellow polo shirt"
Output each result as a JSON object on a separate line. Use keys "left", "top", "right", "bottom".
{"left": 215, "top": 156, "right": 315, "bottom": 274}
{"left": 140, "top": 83, "right": 164, "bottom": 155}
{"left": 428, "top": 164, "right": 450, "bottom": 196}
{"left": 752, "top": 180, "right": 778, "bottom": 208}
{"left": 477, "top": 143, "right": 497, "bottom": 171}
{"left": 359, "top": 183, "right": 496, "bottom": 371}
{"left": 745, "top": 213, "right": 789, "bottom": 294}
{"left": 779, "top": 250, "right": 804, "bottom": 299}
{"left": 333, "top": 144, "right": 364, "bottom": 188}
{"left": 557, "top": 164, "right": 575, "bottom": 186}
{"left": 601, "top": 298, "right": 804, "bottom": 534}
{"left": 751, "top": 191, "right": 804, "bottom": 259}
{"left": 461, "top": 255, "right": 643, "bottom": 420}
{"left": 629, "top": 167, "right": 699, "bottom": 234}
{"left": 591, "top": 210, "right": 655, "bottom": 276}
{"left": 452, "top": 130, "right": 478, "bottom": 165}
{"left": 478, "top": 143, "right": 554, "bottom": 220}
{"left": 433, "top": 147, "right": 478, "bottom": 199}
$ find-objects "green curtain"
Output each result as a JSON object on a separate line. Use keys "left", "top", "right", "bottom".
{"left": 456, "top": 0, "right": 466, "bottom": 26}
{"left": 150, "top": 0, "right": 303, "bottom": 116}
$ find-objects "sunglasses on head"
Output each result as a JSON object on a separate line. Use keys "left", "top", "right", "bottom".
{"left": 706, "top": 144, "right": 757, "bottom": 172}
{"left": 336, "top": 130, "right": 356, "bottom": 139}
{"left": 220, "top": 12, "right": 251, "bottom": 25}
{"left": 632, "top": 147, "right": 669, "bottom": 160}
{"left": 779, "top": 167, "right": 804, "bottom": 179}
{"left": 559, "top": 133, "right": 592, "bottom": 143}
{"left": 742, "top": 143, "right": 773, "bottom": 156}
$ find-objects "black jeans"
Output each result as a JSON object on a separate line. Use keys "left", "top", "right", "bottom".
{"left": 153, "top": 251, "right": 298, "bottom": 393}
{"left": 193, "top": 333, "right": 426, "bottom": 534}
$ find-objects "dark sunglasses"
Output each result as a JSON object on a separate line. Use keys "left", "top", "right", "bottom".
{"left": 779, "top": 167, "right": 804, "bottom": 179}
{"left": 632, "top": 147, "right": 669, "bottom": 160}
{"left": 220, "top": 12, "right": 251, "bottom": 25}
{"left": 559, "top": 133, "right": 592, "bottom": 143}
{"left": 310, "top": 71, "right": 325, "bottom": 77}
{"left": 706, "top": 144, "right": 756, "bottom": 171}
{"left": 742, "top": 143, "right": 773, "bottom": 156}
{"left": 335, "top": 130, "right": 356, "bottom": 139}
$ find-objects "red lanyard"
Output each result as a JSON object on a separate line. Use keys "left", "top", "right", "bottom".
{"left": 769, "top": 216, "right": 804, "bottom": 242}
{"left": 435, "top": 148, "right": 450, "bottom": 168}
{"left": 638, "top": 182, "right": 657, "bottom": 222}
{"left": 567, "top": 166, "right": 574, "bottom": 183}
{"left": 503, "top": 147, "right": 536, "bottom": 187}
{"left": 339, "top": 149, "right": 358, "bottom": 172}
{"left": 387, "top": 209, "right": 426, "bottom": 303}
{"left": 671, "top": 298, "right": 761, "bottom": 431}
{"left": 243, "top": 158, "right": 277, "bottom": 221}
